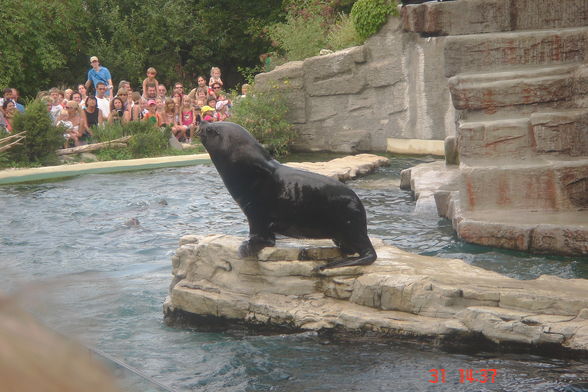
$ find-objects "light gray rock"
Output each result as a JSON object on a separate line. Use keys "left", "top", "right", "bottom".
{"left": 164, "top": 234, "right": 588, "bottom": 356}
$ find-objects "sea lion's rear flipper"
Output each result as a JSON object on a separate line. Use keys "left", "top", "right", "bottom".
{"left": 316, "top": 248, "right": 377, "bottom": 270}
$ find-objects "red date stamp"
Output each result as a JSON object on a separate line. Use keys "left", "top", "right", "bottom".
{"left": 428, "top": 369, "right": 497, "bottom": 384}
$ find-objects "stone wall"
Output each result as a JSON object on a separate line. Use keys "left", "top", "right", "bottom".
{"left": 400, "top": 0, "right": 588, "bottom": 255}
{"left": 254, "top": 17, "right": 455, "bottom": 153}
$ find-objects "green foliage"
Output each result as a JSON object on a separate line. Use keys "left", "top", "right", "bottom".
{"left": 230, "top": 84, "right": 295, "bottom": 159}
{"left": 1, "top": 0, "right": 285, "bottom": 98}
{"left": 268, "top": 0, "right": 367, "bottom": 63}
{"left": 351, "top": 0, "right": 397, "bottom": 41}
{"left": 327, "top": 12, "right": 363, "bottom": 50}
{"left": 0, "top": 0, "right": 90, "bottom": 98}
{"left": 8, "top": 99, "right": 64, "bottom": 165}
{"left": 92, "top": 120, "right": 169, "bottom": 158}
{"left": 94, "top": 148, "right": 133, "bottom": 161}
{"left": 127, "top": 128, "right": 169, "bottom": 158}
{"left": 269, "top": 14, "right": 327, "bottom": 61}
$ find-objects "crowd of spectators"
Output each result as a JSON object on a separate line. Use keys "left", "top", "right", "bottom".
{"left": 0, "top": 56, "right": 244, "bottom": 148}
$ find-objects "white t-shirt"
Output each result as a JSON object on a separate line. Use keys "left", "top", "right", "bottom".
{"left": 96, "top": 96, "right": 110, "bottom": 119}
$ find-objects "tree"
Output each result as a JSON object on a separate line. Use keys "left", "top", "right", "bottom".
{"left": 0, "top": 0, "right": 90, "bottom": 97}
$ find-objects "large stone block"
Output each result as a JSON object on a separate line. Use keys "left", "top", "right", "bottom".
{"left": 512, "top": 0, "right": 588, "bottom": 31}
{"left": 457, "top": 219, "right": 532, "bottom": 251}
{"left": 444, "top": 27, "right": 588, "bottom": 77}
{"left": 365, "top": 59, "right": 403, "bottom": 88}
{"left": 459, "top": 161, "right": 588, "bottom": 212}
{"left": 457, "top": 118, "right": 532, "bottom": 160}
{"left": 448, "top": 65, "right": 576, "bottom": 111}
{"left": 303, "top": 46, "right": 368, "bottom": 96}
{"left": 531, "top": 110, "right": 588, "bottom": 157}
{"left": 254, "top": 61, "right": 304, "bottom": 90}
{"left": 401, "top": 0, "right": 588, "bottom": 35}
{"left": 531, "top": 225, "right": 588, "bottom": 255}
{"left": 401, "top": 0, "right": 510, "bottom": 35}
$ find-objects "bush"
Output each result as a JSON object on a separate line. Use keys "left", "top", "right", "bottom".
{"left": 91, "top": 121, "right": 157, "bottom": 143}
{"left": 127, "top": 128, "right": 170, "bottom": 158}
{"left": 8, "top": 99, "right": 64, "bottom": 165}
{"left": 230, "top": 84, "right": 295, "bottom": 159}
{"left": 327, "top": 12, "right": 363, "bottom": 50}
{"left": 351, "top": 0, "right": 397, "bottom": 41}
{"left": 269, "top": 14, "right": 327, "bottom": 61}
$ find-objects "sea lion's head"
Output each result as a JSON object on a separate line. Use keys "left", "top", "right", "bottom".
{"left": 197, "top": 121, "right": 271, "bottom": 163}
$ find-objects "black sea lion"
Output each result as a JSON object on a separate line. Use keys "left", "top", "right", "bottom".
{"left": 197, "top": 121, "right": 377, "bottom": 270}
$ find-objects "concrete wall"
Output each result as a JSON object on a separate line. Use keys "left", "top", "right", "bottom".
{"left": 254, "top": 18, "right": 455, "bottom": 153}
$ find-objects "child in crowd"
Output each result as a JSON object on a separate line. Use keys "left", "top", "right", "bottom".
{"left": 201, "top": 105, "right": 216, "bottom": 122}
{"left": 49, "top": 88, "right": 64, "bottom": 123}
{"left": 240, "top": 84, "right": 250, "bottom": 99}
{"left": 58, "top": 101, "right": 87, "bottom": 148}
{"left": 208, "top": 67, "right": 223, "bottom": 88}
{"left": 215, "top": 101, "right": 230, "bottom": 122}
{"left": 63, "top": 89, "right": 74, "bottom": 105}
{"left": 130, "top": 92, "right": 142, "bottom": 121}
{"left": 142, "top": 67, "right": 159, "bottom": 98}
{"left": 143, "top": 99, "right": 161, "bottom": 126}
{"left": 177, "top": 95, "right": 196, "bottom": 142}
{"left": 194, "top": 88, "right": 208, "bottom": 107}
{"left": 162, "top": 98, "right": 177, "bottom": 128}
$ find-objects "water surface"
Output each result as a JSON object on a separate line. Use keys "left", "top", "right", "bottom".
{"left": 1, "top": 157, "right": 586, "bottom": 391}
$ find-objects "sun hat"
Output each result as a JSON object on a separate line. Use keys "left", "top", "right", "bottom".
{"left": 147, "top": 99, "right": 157, "bottom": 106}
{"left": 201, "top": 105, "right": 214, "bottom": 113}
{"left": 215, "top": 101, "right": 226, "bottom": 111}
{"left": 90, "top": 56, "right": 99, "bottom": 63}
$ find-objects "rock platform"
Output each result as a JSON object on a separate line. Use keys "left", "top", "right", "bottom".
{"left": 285, "top": 154, "right": 390, "bottom": 181}
{"left": 164, "top": 235, "right": 588, "bottom": 358}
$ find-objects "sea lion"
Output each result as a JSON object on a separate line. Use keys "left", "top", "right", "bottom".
{"left": 197, "top": 121, "right": 377, "bottom": 270}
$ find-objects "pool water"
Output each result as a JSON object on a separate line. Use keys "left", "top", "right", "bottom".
{"left": 1, "top": 157, "right": 587, "bottom": 391}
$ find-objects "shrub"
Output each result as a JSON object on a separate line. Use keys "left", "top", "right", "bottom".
{"left": 91, "top": 121, "right": 169, "bottom": 158}
{"left": 230, "top": 84, "right": 295, "bottom": 159}
{"left": 9, "top": 99, "right": 64, "bottom": 165}
{"left": 91, "top": 121, "right": 156, "bottom": 143}
{"left": 127, "top": 127, "right": 170, "bottom": 158}
{"left": 351, "top": 0, "right": 397, "bottom": 41}
{"left": 268, "top": 14, "right": 327, "bottom": 61}
{"left": 327, "top": 12, "right": 363, "bottom": 50}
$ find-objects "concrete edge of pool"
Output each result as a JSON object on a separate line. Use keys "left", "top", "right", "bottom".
{"left": 0, "top": 154, "right": 212, "bottom": 185}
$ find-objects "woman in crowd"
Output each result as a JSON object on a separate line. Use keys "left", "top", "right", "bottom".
{"left": 1, "top": 100, "right": 16, "bottom": 133}
{"left": 58, "top": 101, "right": 87, "bottom": 147}
{"left": 108, "top": 96, "right": 130, "bottom": 124}
{"left": 77, "top": 84, "right": 88, "bottom": 102}
{"left": 84, "top": 95, "right": 103, "bottom": 130}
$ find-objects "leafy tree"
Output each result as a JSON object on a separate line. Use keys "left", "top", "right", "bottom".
{"left": 0, "top": 0, "right": 90, "bottom": 97}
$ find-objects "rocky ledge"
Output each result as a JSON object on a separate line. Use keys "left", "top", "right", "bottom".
{"left": 285, "top": 154, "right": 390, "bottom": 182}
{"left": 164, "top": 234, "right": 588, "bottom": 358}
